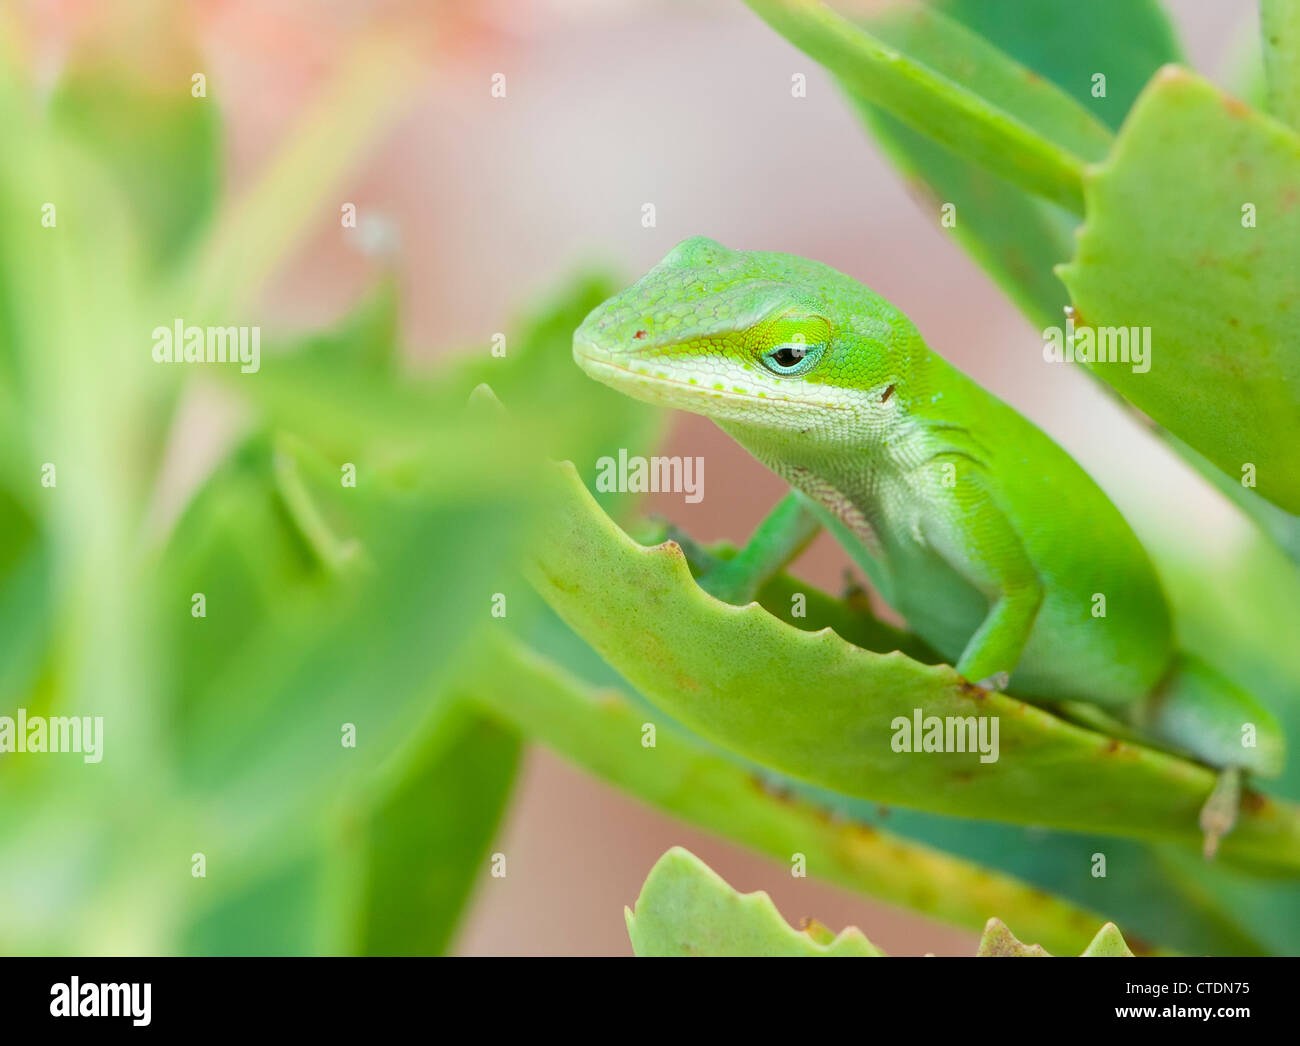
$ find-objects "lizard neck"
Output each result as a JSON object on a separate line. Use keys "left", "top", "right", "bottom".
{"left": 715, "top": 340, "right": 951, "bottom": 544}
{"left": 717, "top": 414, "right": 912, "bottom": 533}
{"left": 717, "top": 360, "right": 937, "bottom": 505}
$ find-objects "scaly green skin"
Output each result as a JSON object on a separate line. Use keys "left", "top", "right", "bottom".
{"left": 574, "top": 238, "right": 1282, "bottom": 795}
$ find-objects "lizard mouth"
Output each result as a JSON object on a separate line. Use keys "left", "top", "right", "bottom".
{"left": 574, "top": 342, "right": 847, "bottom": 411}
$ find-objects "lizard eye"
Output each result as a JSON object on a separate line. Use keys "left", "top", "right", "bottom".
{"left": 761, "top": 342, "right": 824, "bottom": 376}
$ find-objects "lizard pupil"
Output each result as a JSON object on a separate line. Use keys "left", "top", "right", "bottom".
{"left": 761, "top": 341, "right": 823, "bottom": 376}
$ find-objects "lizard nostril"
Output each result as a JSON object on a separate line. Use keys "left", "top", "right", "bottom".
{"left": 633, "top": 330, "right": 647, "bottom": 340}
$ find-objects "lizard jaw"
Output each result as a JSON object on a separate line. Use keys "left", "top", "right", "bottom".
{"left": 574, "top": 341, "right": 851, "bottom": 420}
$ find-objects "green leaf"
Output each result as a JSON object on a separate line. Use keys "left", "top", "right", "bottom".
{"left": 843, "top": 7, "right": 1300, "bottom": 561}
{"left": 443, "top": 271, "right": 667, "bottom": 501}
{"left": 353, "top": 701, "right": 520, "bottom": 956}
{"left": 1058, "top": 67, "right": 1300, "bottom": 514}
{"left": 0, "top": 488, "right": 48, "bottom": 705}
{"left": 933, "top": 0, "right": 1181, "bottom": 133}
{"left": 526, "top": 459, "right": 1300, "bottom": 870}
{"left": 1261, "top": 0, "right": 1300, "bottom": 129}
{"left": 1081, "top": 922, "right": 1137, "bottom": 956}
{"left": 629, "top": 851, "right": 1135, "bottom": 957}
{"left": 289, "top": 276, "right": 402, "bottom": 374}
{"left": 49, "top": 20, "right": 219, "bottom": 268}
{"left": 976, "top": 916, "right": 1133, "bottom": 956}
{"left": 467, "top": 632, "right": 1131, "bottom": 956}
{"left": 151, "top": 271, "right": 643, "bottom": 924}
{"left": 183, "top": 850, "right": 329, "bottom": 956}
{"left": 180, "top": 699, "right": 519, "bottom": 957}
{"left": 813, "top": 799, "right": 1267, "bottom": 955}
{"left": 976, "top": 917, "right": 1051, "bottom": 956}
{"left": 626, "top": 847, "right": 882, "bottom": 956}
{"left": 165, "top": 456, "right": 527, "bottom": 837}
{"left": 741, "top": 0, "right": 1112, "bottom": 212}
{"left": 848, "top": 0, "right": 1180, "bottom": 329}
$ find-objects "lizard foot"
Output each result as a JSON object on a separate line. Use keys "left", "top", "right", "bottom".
{"left": 840, "top": 569, "right": 875, "bottom": 614}
{"left": 1199, "top": 766, "right": 1241, "bottom": 860}
{"left": 975, "top": 671, "right": 1010, "bottom": 692}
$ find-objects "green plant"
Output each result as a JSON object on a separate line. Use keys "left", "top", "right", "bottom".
{"left": 2, "top": 0, "right": 1298, "bottom": 959}
{"left": 476, "top": 0, "right": 1300, "bottom": 956}
{"left": 625, "top": 847, "right": 1135, "bottom": 957}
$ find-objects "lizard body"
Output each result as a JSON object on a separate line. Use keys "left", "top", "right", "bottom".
{"left": 574, "top": 238, "right": 1283, "bottom": 850}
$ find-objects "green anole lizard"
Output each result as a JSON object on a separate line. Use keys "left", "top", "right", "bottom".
{"left": 573, "top": 236, "right": 1284, "bottom": 856}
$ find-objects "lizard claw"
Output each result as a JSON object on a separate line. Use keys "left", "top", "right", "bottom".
{"left": 1199, "top": 766, "right": 1241, "bottom": 860}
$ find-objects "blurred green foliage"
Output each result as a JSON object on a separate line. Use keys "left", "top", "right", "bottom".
{"left": 0, "top": 10, "right": 598, "bottom": 955}
{"left": 3, "top": 0, "right": 1300, "bottom": 959}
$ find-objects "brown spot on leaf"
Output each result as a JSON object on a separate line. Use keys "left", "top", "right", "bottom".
{"left": 1223, "top": 95, "right": 1250, "bottom": 119}
{"left": 1125, "top": 932, "right": 1158, "bottom": 957}
{"left": 1242, "top": 789, "right": 1267, "bottom": 813}
{"left": 595, "top": 690, "right": 626, "bottom": 711}
{"left": 748, "top": 774, "right": 797, "bottom": 804}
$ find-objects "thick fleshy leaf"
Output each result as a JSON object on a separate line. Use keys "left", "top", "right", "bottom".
{"left": 976, "top": 916, "right": 1133, "bottom": 956}
{"left": 527, "top": 460, "right": 1300, "bottom": 869}
{"left": 182, "top": 850, "right": 329, "bottom": 956}
{"left": 1058, "top": 67, "right": 1300, "bottom": 514}
{"left": 467, "top": 633, "right": 1131, "bottom": 955}
{"left": 181, "top": 703, "right": 520, "bottom": 957}
{"left": 1081, "top": 922, "right": 1137, "bottom": 957}
{"left": 49, "top": 4, "right": 219, "bottom": 268}
{"left": 628, "top": 850, "right": 1135, "bottom": 957}
{"left": 1261, "top": 0, "right": 1300, "bottom": 129}
{"left": 931, "top": 0, "right": 1182, "bottom": 133}
{"left": 657, "top": 512, "right": 1300, "bottom": 954}
{"left": 849, "top": 0, "right": 1180, "bottom": 328}
{"left": 156, "top": 278, "right": 638, "bottom": 953}
{"left": 741, "top": 0, "right": 1111, "bottom": 212}
{"left": 444, "top": 272, "right": 667, "bottom": 499}
{"left": 845, "top": 8, "right": 1300, "bottom": 561}
{"left": 976, "top": 917, "right": 1050, "bottom": 956}
{"left": 626, "top": 847, "right": 882, "bottom": 956}
{"left": 354, "top": 701, "right": 520, "bottom": 956}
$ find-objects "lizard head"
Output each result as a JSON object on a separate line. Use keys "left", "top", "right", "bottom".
{"left": 573, "top": 236, "right": 914, "bottom": 438}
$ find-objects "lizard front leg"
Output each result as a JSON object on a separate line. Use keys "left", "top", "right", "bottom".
{"left": 694, "top": 491, "right": 821, "bottom": 604}
{"left": 919, "top": 466, "right": 1044, "bottom": 690}
{"left": 956, "top": 582, "right": 1045, "bottom": 689}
